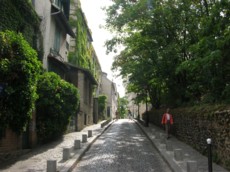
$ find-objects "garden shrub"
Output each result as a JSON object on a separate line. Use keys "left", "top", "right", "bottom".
{"left": 36, "top": 72, "right": 79, "bottom": 143}
{"left": 0, "top": 30, "right": 42, "bottom": 134}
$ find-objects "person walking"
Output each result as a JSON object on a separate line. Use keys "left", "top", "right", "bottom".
{"left": 128, "top": 110, "right": 132, "bottom": 120}
{"left": 161, "top": 108, "right": 173, "bottom": 139}
{"left": 115, "top": 110, "right": 119, "bottom": 120}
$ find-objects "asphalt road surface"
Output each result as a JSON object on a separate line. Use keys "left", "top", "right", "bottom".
{"left": 72, "top": 119, "right": 172, "bottom": 172}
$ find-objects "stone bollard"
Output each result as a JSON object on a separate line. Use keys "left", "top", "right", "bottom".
{"left": 174, "top": 149, "right": 183, "bottom": 161}
{"left": 166, "top": 141, "right": 173, "bottom": 151}
{"left": 63, "top": 148, "right": 71, "bottom": 160}
{"left": 74, "top": 139, "right": 81, "bottom": 149}
{"left": 101, "top": 121, "right": 106, "bottom": 128}
{"left": 88, "top": 130, "right": 92, "bottom": 137}
{"left": 187, "top": 161, "right": 198, "bottom": 172}
{"left": 47, "top": 160, "right": 56, "bottom": 172}
{"left": 82, "top": 134, "right": 87, "bottom": 143}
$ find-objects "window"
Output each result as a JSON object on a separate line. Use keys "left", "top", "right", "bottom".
{"left": 107, "top": 106, "right": 111, "bottom": 117}
{"left": 53, "top": 0, "right": 62, "bottom": 9}
{"left": 89, "top": 84, "right": 92, "bottom": 105}
{"left": 53, "top": 24, "right": 61, "bottom": 53}
{"left": 66, "top": 41, "right": 69, "bottom": 51}
{"left": 84, "top": 77, "right": 88, "bottom": 104}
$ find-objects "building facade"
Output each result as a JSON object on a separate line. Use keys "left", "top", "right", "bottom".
{"left": 33, "top": 0, "right": 75, "bottom": 70}
{"left": 0, "top": 0, "right": 114, "bottom": 155}
{"left": 100, "top": 72, "right": 118, "bottom": 120}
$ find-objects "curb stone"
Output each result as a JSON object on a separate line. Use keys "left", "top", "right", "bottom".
{"left": 133, "top": 119, "right": 181, "bottom": 172}
{"left": 59, "top": 120, "right": 114, "bottom": 172}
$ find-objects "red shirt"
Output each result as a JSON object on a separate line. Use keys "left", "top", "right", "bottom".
{"left": 161, "top": 113, "right": 173, "bottom": 124}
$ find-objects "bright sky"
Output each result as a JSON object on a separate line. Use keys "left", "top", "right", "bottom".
{"left": 80, "top": 0, "right": 125, "bottom": 97}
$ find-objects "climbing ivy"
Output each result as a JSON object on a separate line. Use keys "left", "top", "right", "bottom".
{"left": 0, "top": 30, "right": 42, "bottom": 134}
{"left": 68, "top": 7, "right": 90, "bottom": 68}
{"left": 68, "top": 1, "right": 100, "bottom": 82}
{"left": 69, "top": 2, "right": 104, "bottom": 94}
{"left": 0, "top": 0, "right": 40, "bottom": 47}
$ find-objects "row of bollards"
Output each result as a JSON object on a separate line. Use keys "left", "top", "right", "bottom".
{"left": 162, "top": 136, "right": 198, "bottom": 172}
{"left": 155, "top": 132, "right": 213, "bottom": 172}
{"left": 47, "top": 130, "right": 93, "bottom": 172}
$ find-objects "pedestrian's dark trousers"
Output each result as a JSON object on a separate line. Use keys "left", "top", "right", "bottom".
{"left": 165, "top": 120, "right": 170, "bottom": 137}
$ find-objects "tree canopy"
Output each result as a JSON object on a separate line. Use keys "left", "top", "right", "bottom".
{"left": 104, "top": 0, "right": 230, "bottom": 108}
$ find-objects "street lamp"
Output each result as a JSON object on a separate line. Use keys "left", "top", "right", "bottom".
{"left": 136, "top": 93, "right": 140, "bottom": 120}
{"left": 146, "top": 90, "right": 148, "bottom": 112}
{"left": 207, "top": 138, "right": 212, "bottom": 172}
{"left": 144, "top": 86, "right": 149, "bottom": 127}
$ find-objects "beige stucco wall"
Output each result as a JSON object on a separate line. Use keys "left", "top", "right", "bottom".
{"left": 100, "top": 72, "right": 118, "bottom": 119}
{"left": 33, "top": 0, "right": 51, "bottom": 69}
{"left": 111, "top": 84, "right": 118, "bottom": 119}
{"left": 77, "top": 71, "right": 94, "bottom": 130}
{"left": 33, "top": 0, "right": 69, "bottom": 69}
{"left": 127, "top": 92, "right": 148, "bottom": 118}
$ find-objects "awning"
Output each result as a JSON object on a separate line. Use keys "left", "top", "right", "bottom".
{"left": 48, "top": 55, "right": 69, "bottom": 71}
{"left": 48, "top": 56, "right": 97, "bottom": 85}
{"left": 65, "top": 62, "right": 98, "bottom": 85}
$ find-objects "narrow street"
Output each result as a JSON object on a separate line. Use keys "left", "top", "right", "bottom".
{"left": 72, "top": 119, "right": 172, "bottom": 172}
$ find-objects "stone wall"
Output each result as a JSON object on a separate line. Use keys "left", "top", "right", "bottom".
{"left": 0, "top": 129, "right": 22, "bottom": 153}
{"left": 146, "top": 106, "right": 230, "bottom": 170}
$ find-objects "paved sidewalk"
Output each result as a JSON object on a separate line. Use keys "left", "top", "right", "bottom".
{"left": 1, "top": 119, "right": 229, "bottom": 172}
{"left": 0, "top": 120, "right": 114, "bottom": 172}
{"left": 135, "top": 119, "right": 229, "bottom": 172}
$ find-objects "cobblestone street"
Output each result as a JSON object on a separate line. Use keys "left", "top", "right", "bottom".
{"left": 72, "top": 119, "right": 172, "bottom": 172}
{"left": 0, "top": 123, "right": 106, "bottom": 172}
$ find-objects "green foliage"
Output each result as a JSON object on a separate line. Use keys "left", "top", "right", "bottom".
{"left": 118, "top": 97, "right": 129, "bottom": 118}
{"left": 0, "top": 0, "right": 40, "bottom": 47}
{"left": 36, "top": 72, "right": 80, "bottom": 143}
{"left": 98, "top": 95, "right": 107, "bottom": 120}
{"left": 68, "top": 7, "right": 92, "bottom": 69}
{"left": 105, "top": 0, "right": 230, "bottom": 107}
{"left": 68, "top": 3, "right": 100, "bottom": 82}
{"left": 0, "top": 30, "right": 42, "bottom": 134}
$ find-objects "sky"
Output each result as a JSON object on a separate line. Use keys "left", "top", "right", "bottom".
{"left": 80, "top": 0, "right": 125, "bottom": 97}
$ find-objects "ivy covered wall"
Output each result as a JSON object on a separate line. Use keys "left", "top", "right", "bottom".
{"left": 69, "top": 0, "right": 100, "bottom": 82}
{"left": 147, "top": 105, "right": 230, "bottom": 170}
{"left": 0, "top": 0, "right": 40, "bottom": 48}
{"left": 69, "top": 7, "right": 92, "bottom": 68}
{"left": 0, "top": 30, "right": 43, "bottom": 135}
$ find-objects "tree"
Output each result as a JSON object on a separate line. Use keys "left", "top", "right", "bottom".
{"left": 106, "top": 0, "right": 180, "bottom": 107}
{"left": 118, "top": 97, "right": 129, "bottom": 118}
{"left": 104, "top": 0, "right": 230, "bottom": 107}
